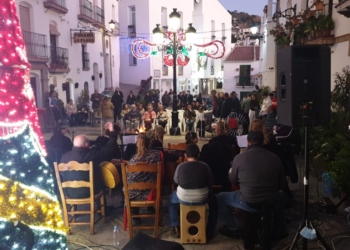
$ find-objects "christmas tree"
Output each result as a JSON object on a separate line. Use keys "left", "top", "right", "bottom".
{"left": 0, "top": 0, "right": 67, "bottom": 249}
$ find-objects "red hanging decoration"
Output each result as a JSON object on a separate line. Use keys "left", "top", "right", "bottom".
{"left": 194, "top": 40, "right": 225, "bottom": 59}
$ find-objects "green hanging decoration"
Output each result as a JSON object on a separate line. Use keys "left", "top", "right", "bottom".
{"left": 167, "top": 47, "right": 173, "bottom": 54}
{"left": 182, "top": 47, "right": 189, "bottom": 57}
{"left": 151, "top": 51, "right": 158, "bottom": 56}
{"left": 198, "top": 52, "right": 207, "bottom": 57}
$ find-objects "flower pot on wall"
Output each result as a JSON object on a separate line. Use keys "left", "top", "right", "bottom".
{"left": 315, "top": 2, "right": 324, "bottom": 11}
{"left": 292, "top": 18, "right": 299, "bottom": 26}
{"left": 316, "top": 30, "right": 323, "bottom": 37}
{"left": 323, "top": 29, "right": 332, "bottom": 37}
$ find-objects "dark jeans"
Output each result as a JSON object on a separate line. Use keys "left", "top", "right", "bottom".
{"left": 168, "top": 191, "right": 218, "bottom": 234}
{"left": 145, "top": 121, "right": 153, "bottom": 131}
{"left": 114, "top": 107, "right": 122, "bottom": 123}
{"left": 185, "top": 119, "right": 195, "bottom": 131}
{"left": 217, "top": 190, "right": 286, "bottom": 231}
{"left": 158, "top": 120, "right": 167, "bottom": 129}
{"left": 68, "top": 114, "right": 76, "bottom": 126}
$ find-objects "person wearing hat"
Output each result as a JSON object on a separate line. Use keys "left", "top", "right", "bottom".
{"left": 217, "top": 130, "right": 286, "bottom": 239}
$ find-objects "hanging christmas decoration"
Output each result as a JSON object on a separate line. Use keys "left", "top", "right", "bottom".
{"left": 194, "top": 40, "right": 226, "bottom": 59}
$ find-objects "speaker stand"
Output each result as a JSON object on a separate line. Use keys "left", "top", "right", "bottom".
{"left": 289, "top": 126, "right": 331, "bottom": 250}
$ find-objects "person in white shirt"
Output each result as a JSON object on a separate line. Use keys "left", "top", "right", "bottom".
{"left": 259, "top": 93, "right": 272, "bottom": 120}
{"left": 65, "top": 99, "right": 77, "bottom": 126}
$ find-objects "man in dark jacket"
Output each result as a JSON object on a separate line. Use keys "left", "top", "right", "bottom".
{"left": 60, "top": 123, "right": 121, "bottom": 198}
{"left": 111, "top": 87, "right": 124, "bottom": 122}
{"left": 161, "top": 91, "right": 171, "bottom": 108}
{"left": 220, "top": 92, "right": 235, "bottom": 119}
{"left": 90, "top": 89, "right": 102, "bottom": 110}
{"left": 217, "top": 131, "right": 286, "bottom": 238}
{"left": 185, "top": 90, "right": 193, "bottom": 105}
{"left": 126, "top": 91, "right": 136, "bottom": 106}
{"left": 232, "top": 91, "right": 241, "bottom": 114}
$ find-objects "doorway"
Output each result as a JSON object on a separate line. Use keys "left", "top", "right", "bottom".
{"left": 65, "top": 82, "right": 71, "bottom": 103}
{"left": 30, "top": 77, "right": 38, "bottom": 104}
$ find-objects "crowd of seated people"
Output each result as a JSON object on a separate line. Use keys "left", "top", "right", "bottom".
{"left": 49, "top": 113, "right": 295, "bottom": 246}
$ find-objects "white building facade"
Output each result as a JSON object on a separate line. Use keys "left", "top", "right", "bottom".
{"left": 118, "top": 0, "right": 232, "bottom": 98}
{"left": 16, "top": 0, "right": 120, "bottom": 107}
{"left": 260, "top": 0, "right": 350, "bottom": 90}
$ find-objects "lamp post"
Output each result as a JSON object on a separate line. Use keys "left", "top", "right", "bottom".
{"left": 152, "top": 9, "right": 196, "bottom": 135}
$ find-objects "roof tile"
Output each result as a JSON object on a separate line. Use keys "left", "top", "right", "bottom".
{"left": 225, "top": 46, "right": 260, "bottom": 61}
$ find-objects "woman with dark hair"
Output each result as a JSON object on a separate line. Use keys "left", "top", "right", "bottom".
{"left": 185, "top": 132, "right": 198, "bottom": 145}
{"left": 184, "top": 104, "right": 196, "bottom": 132}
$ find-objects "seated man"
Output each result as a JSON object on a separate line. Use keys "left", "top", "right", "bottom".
{"left": 65, "top": 99, "right": 77, "bottom": 127}
{"left": 60, "top": 123, "right": 121, "bottom": 199}
{"left": 217, "top": 130, "right": 286, "bottom": 238}
{"left": 168, "top": 144, "right": 218, "bottom": 239}
{"left": 126, "top": 104, "right": 141, "bottom": 130}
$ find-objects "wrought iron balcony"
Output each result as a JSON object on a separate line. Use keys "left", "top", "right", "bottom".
{"left": 49, "top": 46, "right": 70, "bottom": 73}
{"left": 78, "top": 0, "right": 94, "bottom": 23}
{"left": 235, "top": 76, "right": 254, "bottom": 87}
{"left": 128, "top": 25, "right": 136, "bottom": 37}
{"left": 22, "top": 31, "right": 49, "bottom": 63}
{"left": 93, "top": 5, "right": 105, "bottom": 29}
{"left": 43, "top": 0, "right": 68, "bottom": 14}
{"left": 82, "top": 52, "right": 90, "bottom": 70}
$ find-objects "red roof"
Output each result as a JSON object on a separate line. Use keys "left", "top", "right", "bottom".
{"left": 225, "top": 46, "right": 260, "bottom": 61}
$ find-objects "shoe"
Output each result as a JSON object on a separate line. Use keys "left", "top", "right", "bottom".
{"left": 173, "top": 226, "right": 180, "bottom": 238}
{"left": 206, "top": 231, "right": 215, "bottom": 242}
{"left": 219, "top": 226, "right": 240, "bottom": 239}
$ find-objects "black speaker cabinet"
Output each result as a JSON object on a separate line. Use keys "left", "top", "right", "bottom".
{"left": 277, "top": 45, "right": 331, "bottom": 127}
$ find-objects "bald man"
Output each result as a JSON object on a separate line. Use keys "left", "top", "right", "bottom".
{"left": 60, "top": 123, "right": 120, "bottom": 198}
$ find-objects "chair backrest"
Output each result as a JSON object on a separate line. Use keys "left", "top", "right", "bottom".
{"left": 54, "top": 161, "right": 94, "bottom": 202}
{"left": 168, "top": 143, "right": 187, "bottom": 151}
{"left": 121, "top": 162, "right": 162, "bottom": 203}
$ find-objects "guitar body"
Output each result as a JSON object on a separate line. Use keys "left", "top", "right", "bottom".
{"left": 100, "top": 162, "right": 120, "bottom": 189}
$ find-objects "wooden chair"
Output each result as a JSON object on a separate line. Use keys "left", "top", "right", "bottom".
{"left": 54, "top": 161, "right": 105, "bottom": 235}
{"left": 121, "top": 162, "right": 162, "bottom": 239}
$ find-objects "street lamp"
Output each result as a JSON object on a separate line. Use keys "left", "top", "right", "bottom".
{"left": 109, "top": 20, "right": 116, "bottom": 30}
{"left": 152, "top": 8, "right": 197, "bottom": 135}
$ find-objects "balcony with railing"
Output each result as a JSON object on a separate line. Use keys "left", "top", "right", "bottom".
{"left": 49, "top": 46, "right": 70, "bottom": 74}
{"left": 82, "top": 52, "right": 90, "bottom": 70}
{"left": 93, "top": 5, "right": 105, "bottom": 29}
{"left": 235, "top": 75, "right": 255, "bottom": 87}
{"left": 43, "top": 0, "right": 68, "bottom": 14}
{"left": 78, "top": 0, "right": 94, "bottom": 23}
{"left": 22, "top": 31, "right": 49, "bottom": 63}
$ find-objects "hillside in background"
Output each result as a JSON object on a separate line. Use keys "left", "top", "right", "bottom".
{"left": 228, "top": 10, "right": 261, "bottom": 26}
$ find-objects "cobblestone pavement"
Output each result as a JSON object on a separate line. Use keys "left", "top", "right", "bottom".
{"left": 44, "top": 124, "right": 350, "bottom": 250}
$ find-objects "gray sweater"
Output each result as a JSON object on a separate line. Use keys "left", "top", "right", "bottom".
{"left": 229, "top": 146, "right": 285, "bottom": 204}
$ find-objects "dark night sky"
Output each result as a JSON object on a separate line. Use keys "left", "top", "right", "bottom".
{"left": 218, "top": 0, "right": 266, "bottom": 15}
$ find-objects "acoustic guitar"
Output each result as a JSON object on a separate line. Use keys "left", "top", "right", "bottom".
{"left": 100, "top": 161, "right": 120, "bottom": 189}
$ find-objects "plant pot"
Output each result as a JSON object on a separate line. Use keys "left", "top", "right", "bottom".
{"left": 323, "top": 29, "right": 332, "bottom": 37}
{"left": 341, "top": 192, "right": 350, "bottom": 208}
{"left": 292, "top": 18, "right": 299, "bottom": 25}
{"left": 316, "top": 30, "right": 323, "bottom": 37}
{"left": 316, "top": 2, "right": 324, "bottom": 11}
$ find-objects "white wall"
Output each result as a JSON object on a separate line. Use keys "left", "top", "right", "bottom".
{"left": 16, "top": 0, "right": 120, "bottom": 107}
{"left": 223, "top": 60, "right": 260, "bottom": 97}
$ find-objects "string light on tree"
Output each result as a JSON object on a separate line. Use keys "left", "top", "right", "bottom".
{"left": 0, "top": 0, "right": 67, "bottom": 249}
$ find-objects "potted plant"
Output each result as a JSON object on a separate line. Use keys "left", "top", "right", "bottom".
{"left": 323, "top": 15, "right": 335, "bottom": 37}
{"left": 294, "top": 23, "right": 307, "bottom": 44}
{"left": 274, "top": 31, "right": 290, "bottom": 48}
{"left": 315, "top": 0, "right": 324, "bottom": 11}
{"left": 305, "top": 17, "right": 317, "bottom": 39}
